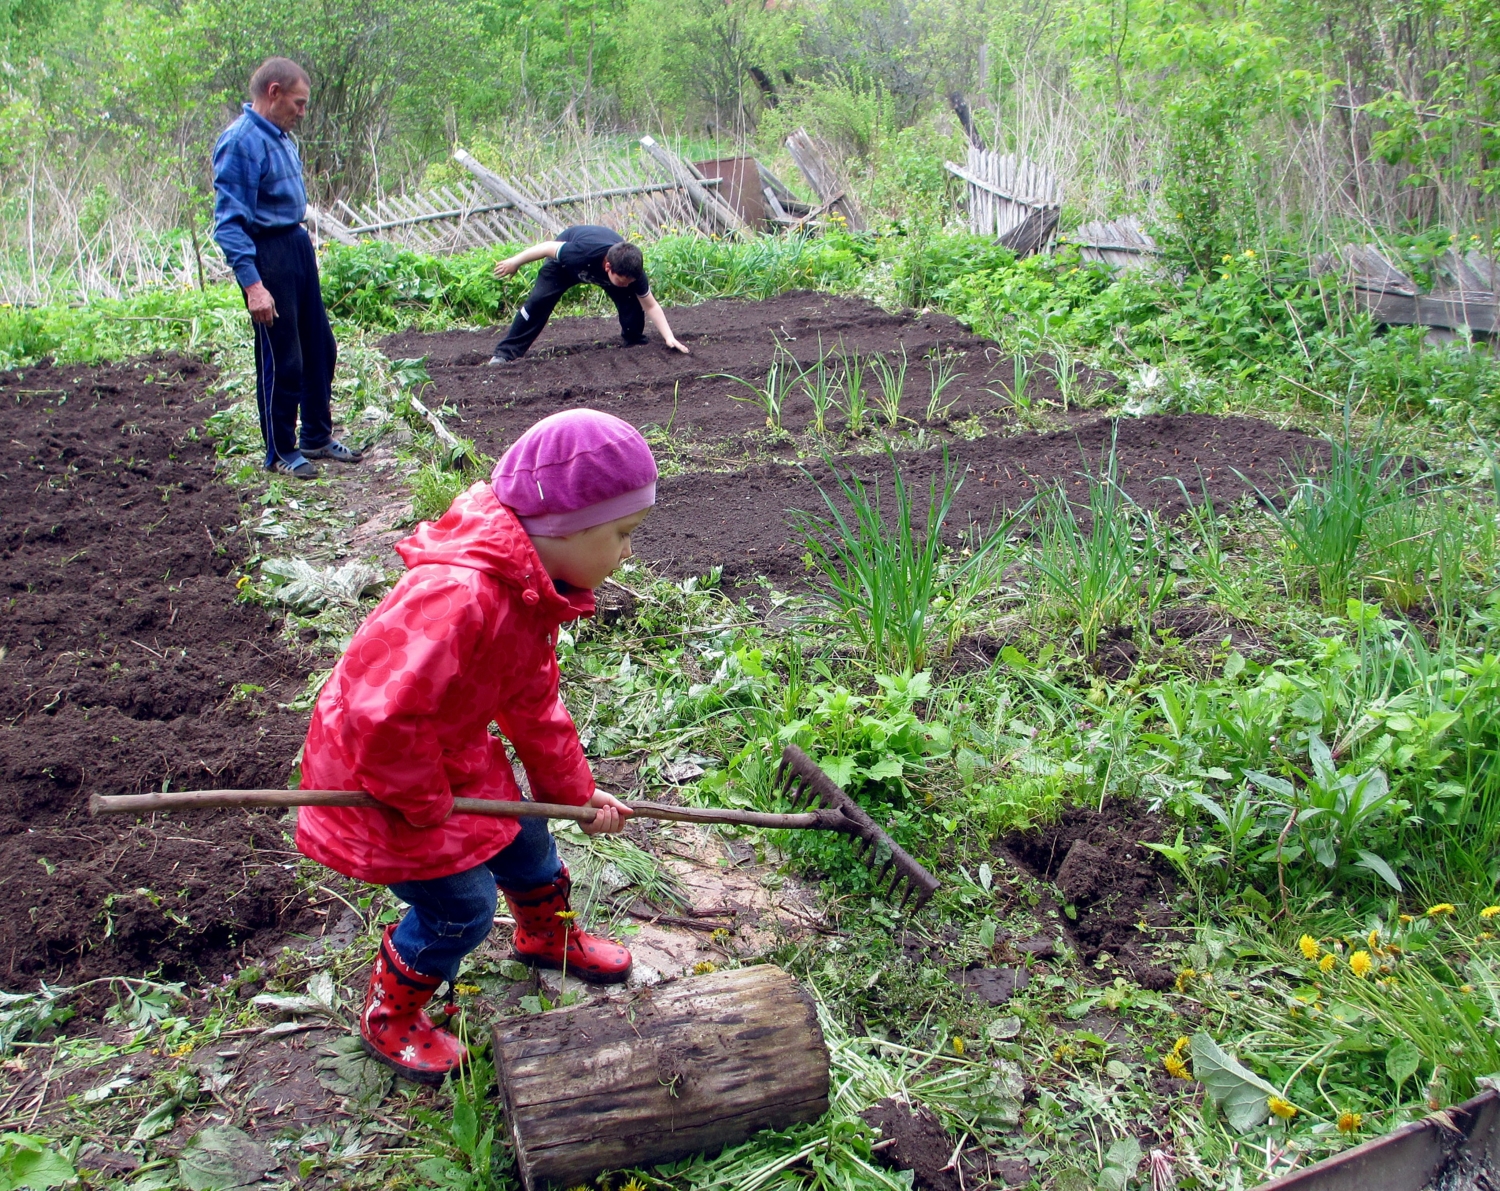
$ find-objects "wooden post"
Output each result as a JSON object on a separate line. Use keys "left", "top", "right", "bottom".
{"left": 638, "top": 137, "right": 751, "bottom": 236}
{"left": 453, "top": 149, "right": 566, "bottom": 237}
{"left": 494, "top": 965, "right": 830, "bottom": 1191}
{"left": 784, "top": 129, "right": 866, "bottom": 231}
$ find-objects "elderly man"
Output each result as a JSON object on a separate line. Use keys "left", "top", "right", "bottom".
{"left": 212, "top": 57, "right": 361, "bottom": 479}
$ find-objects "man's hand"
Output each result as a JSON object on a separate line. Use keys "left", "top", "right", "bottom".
{"left": 664, "top": 336, "right": 691, "bottom": 355}
{"left": 245, "top": 282, "right": 277, "bottom": 325}
{"left": 580, "top": 789, "right": 633, "bottom": 835}
{"left": 493, "top": 257, "right": 521, "bottom": 279}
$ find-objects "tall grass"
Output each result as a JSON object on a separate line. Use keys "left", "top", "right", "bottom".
{"left": 1028, "top": 448, "right": 1172, "bottom": 655}
{"left": 1246, "top": 435, "right": 1399, "bottom": 613}
{"left": 794, "top": 448, "right": 1023, "bottom": 673}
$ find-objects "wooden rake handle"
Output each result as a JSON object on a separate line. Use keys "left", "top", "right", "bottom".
{"left": 87, "top": 788, "right": 836, "bottom": 832}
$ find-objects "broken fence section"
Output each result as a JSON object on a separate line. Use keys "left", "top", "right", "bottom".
{"left": 308, "top": 140, "right": 827, "bottom": 254}
{"left": 946, "top": 148, "right": 1062, "bottom": 255}
{"left": 1314, "top": 243, "right": 1498, "bottom": 339}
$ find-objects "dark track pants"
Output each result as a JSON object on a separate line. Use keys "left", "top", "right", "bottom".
{"left": 250, "top": 226, "right": 337, "bottom": 469}
{"left": 493, "top": 259, "right": 646, "bottom": 360}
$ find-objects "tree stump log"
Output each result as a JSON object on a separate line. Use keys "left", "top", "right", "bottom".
{"left": 493, "top": 964, "right": 830, "bottom": 1190}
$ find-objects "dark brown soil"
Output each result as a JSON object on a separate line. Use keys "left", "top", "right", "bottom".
{"left": 0, "top": 357, "right": 314, "bottom": 988}
{"left": 1002, "top": 803, "right": 1178, "bottom": 989}
{"left": 861, "top": 1097, "right": 1029, "bottom": 1189}
{"left": 383, "top": 292, "right": 1110, "bottom": 452}
{"left": 639, "top": 412, "right": 1323, "bottom": 585}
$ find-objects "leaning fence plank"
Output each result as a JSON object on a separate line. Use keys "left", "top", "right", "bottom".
{"left": 454, "top": 150, "right": 566, "bottom": 236}
{"left": 639, "top": 137, "right": 750, "bottom": 236}
{"left": 785, "top": 129, "right": 865, "bottom": 231}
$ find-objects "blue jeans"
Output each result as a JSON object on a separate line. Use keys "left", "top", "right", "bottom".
{"left": 388, "top": 815, "right": 562, "bottom": 983}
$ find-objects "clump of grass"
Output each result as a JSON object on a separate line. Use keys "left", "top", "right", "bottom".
{"left": 1245, "top": 432, "right": 1399, "bottom": 613}
{"left": 1028, "top": 445, "right": 1171, "bottom": 655}
{"left": 796, "top": 335, "right": 837, "bottom": 435}
{"left": 925, "top": 346, "right": 966, "bottom": 422}
{"left": 869, "top": 346, "right": 908, "bottom": 428}
{"left": 836, "top": 344, "right": 869, "bottom": 436}
{"left": 719, "top": 342, "right": 797, "bottom": 429}
{"left": 794, "top": 447, "right": 1022, "bottom": 672}
{"left": 409, "top": 458, "right": 477, "bottom": 523}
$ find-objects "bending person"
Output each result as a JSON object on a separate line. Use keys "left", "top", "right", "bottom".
{"left": 488, "top": 225, "right": 690, "bottom": 364}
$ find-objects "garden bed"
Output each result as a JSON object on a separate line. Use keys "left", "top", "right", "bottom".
{"left": 0, "top": 357, "right": 315, "bottom": 987}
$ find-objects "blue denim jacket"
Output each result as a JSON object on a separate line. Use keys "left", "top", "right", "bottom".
{"left": 211, "top": 104, "right": 308, "bottom": 288}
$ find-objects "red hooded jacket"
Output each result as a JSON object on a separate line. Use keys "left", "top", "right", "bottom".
{"left": 296, "top": 482, "right": 596, "bottom": 885}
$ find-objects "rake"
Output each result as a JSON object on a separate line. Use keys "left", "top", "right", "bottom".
{"left": 88, "top": 744, "right": 940, "bottom": 910}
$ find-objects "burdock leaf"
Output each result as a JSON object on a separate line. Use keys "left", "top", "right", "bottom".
{"left": 176, "top": 1125, "right": 272, "bottom": 1190}
{"left": 1190, "top": 1033, "right": 1279, "bottom": 1132}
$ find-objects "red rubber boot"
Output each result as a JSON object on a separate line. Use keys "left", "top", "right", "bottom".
{"left": 359, "top": 924, "right": 468, "bottom": 1085}
{"left": 504, "top": 866, "right": 632, "bottom": 984}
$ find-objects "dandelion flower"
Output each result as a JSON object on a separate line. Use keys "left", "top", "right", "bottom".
{"left": 1172, "top": 1036, "right": 1191, "bottom": 1056}
{"left": 1461, "top": 983, "right": 1475, "bottom": 994}
{"left": 692, "top": 960, "right": 718, "bottom": 975}
{"left": 710, "top": 927, "right": 731, "bottom": 944}
{"left": 1268, "top": 1096, "right": 1298, "bottom": 1120}
{"left": 1480, "top": 906, "right": 1500, "bottom": 919}
{"left": 1163, "top": 1053, "right": 1191, "bottom": 1080}
{"left": 1367, "top": 928, "right": 1381, "bottom": 951}
{"left": 1427, "top": 904, "right": 1457, "bottom": 917}
{"left": 555, "top": 910, "right": 578, "bottom": 922}
{"left": 1480, "top": 932, "right": 1495, "bottom": 942}
{"left": 1349, "top": 951, "right": 1374, "bottom": 978}
{"left": 622, "top": 1182, "right": 648, "bottom": 1191}
{"left": 1299, "top": 934, "right": 1320, "bottom": 961}
{"left": 1337, "top": 1111, "right": 1363, "bottom": 1133}
{"left": 454, "top": 983, "right": 482, "bottom": 996}
{"left": 1319, "top": 954, "right": 1337, "bottom": 973}
{"left": 1399, "top": 914, "right": 1415, "bottom": 924}
{"left": 1175, "top": 968, "right": 1197, "bottom": 992}
{"left": 952, "top": 1037, "right": 966, "bottom": 1056}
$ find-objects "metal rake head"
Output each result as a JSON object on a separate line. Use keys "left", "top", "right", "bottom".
{"left": 774, "top": 745, "right": 940, "bottom": 911}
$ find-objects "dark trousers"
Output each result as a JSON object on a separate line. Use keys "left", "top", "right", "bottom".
{"left": 250, "top": 226, "right": 336, "bottom": 468}
{"left": 493, "top": 259, "right": 646, "bottom": 360}
{"left": 387, "top": 814, "right": 562, "bottom": 983}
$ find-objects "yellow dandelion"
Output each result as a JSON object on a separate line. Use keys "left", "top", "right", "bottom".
{"left": 692, "top": 960, "right": 717, "bottom": 975}
{"left": 1479, "top": 932, "right": 1495, "bottom": 942}
{"left": 710, "top": 928, "right": 731, "bottom": 944}
{"left": 1427, "top": 904, "right": 1457, "bottom": 917}
{"left": 952, "top": 1037, "right": 966, "bottom": 1056}
{"left": 1337, "top": 1111, "right": 1363, "bottom": 1133}
{"left": 170, "top": 1042, "right": 193, "bottom": 1058}
{"left": 555, "top": 910, "right": 578, "bottom": 922}
{"left": 1172, "top": 1036, "right": 1191, "bottom": 1056}
{"left": 1461, "top": 983, "right": 1475, "bottom": 994}
{"left": 1268, "top": 1096, "right": 1298, "bottom": 1120}
{"left": 1480, "top": 906, "right": 1500, "bottom": 919}
{"left": 1299, "top": 934, "right": 1320, "bottom": 961}
{"left": 1163, "top": 1052, "right": 1191, "bottom": 1080}
{"left": 1175, "top": 967, "right": 1197, "bottom": 992}
{"left": 1367, "top": 929, "right": 1381, "bottom": 952}
{"left": 1054, "top": 1042, "right": 1078, "bottom": 1062}
{"left": 454, "top": 983, "right": 482, "bottom": 996}
{"left": 1399, "top": 914, "right": 1415, "bottom": 924}
{"left": 1319, "top": 953, "right": 1337, "bottom": 973}
{"left": 1349, "top": 950, "right": 1374, "bottom": 978}
{"left": 621, "top": 1182, "right": 647, "bottom": 1191}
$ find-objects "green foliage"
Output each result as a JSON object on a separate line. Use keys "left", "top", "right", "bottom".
{"left": 0, "top": 1134, "right": 75, "bottom": 1191}
{"left": 794, "top": 448, "right": 1021, "bottom": 673}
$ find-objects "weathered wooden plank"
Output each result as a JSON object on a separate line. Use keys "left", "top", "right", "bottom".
{"left": 454, "top": 149, "right": 567, "bottom": 235}
{"left": 786, "top": 128, "right": 865, "bottom": 231}
{"left": 1354, "top": 288, "right": 1498, "bottom": 335}
{"left": 639, "top": 136, "right": 749, "bottom": 236}
{"left": 494, "top": 965, "right": 829, "bottom": 1191}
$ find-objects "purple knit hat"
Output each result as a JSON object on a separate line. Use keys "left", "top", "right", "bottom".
{"left": 491, "top": 409, "right": 657, "bottom": 536}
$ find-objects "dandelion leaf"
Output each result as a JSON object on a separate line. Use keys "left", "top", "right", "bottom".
{"left": 1190, "top": 1032, "right": 1278, "bottom": 1131}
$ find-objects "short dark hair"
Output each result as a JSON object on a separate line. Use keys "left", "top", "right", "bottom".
{"left": 604, "top": 241, "right": 644, "bottom": 280}
{"left": 250, "top": 58, "right": 311, "bottom": 100}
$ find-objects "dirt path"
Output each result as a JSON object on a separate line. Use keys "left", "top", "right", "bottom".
{"left": 0, "top": 357, "right": 315, "bottom": 987}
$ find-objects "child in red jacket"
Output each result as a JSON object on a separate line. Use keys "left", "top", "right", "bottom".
{"left": 297, "top": 408, "right": 655, "bottom": 1084}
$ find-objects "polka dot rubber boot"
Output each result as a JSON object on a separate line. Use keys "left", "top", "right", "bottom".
{"left": 359, "top": 924, "right": 468, "bottom": 1085}
{"left": 504, "top": 866, "right": 632, "bottom": 984}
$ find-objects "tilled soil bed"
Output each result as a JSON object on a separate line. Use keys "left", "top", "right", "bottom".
{"left": 0, "top": 356, "right": 314, "bottom": 987}
{"left": 385, "top": 294, "right": 1323, "bottom": 586}
{"left": 383, "top": 291, "right": 1111, "bottom": 454}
